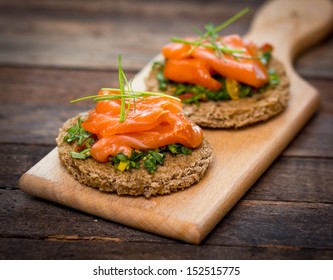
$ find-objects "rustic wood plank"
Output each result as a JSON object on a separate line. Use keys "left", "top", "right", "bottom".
{"left": 0, "top": 0, "right": 261, "bottom": 70}
{"left": 296, "top": 35, "right": 333, "bottom": 79}
{"left": 208, "top": 200, "right": 333, "bottom": 248}
{"left": 283, "top": 113, "right": 333, "bottom": 158}
{"left": 244, "top": 156, "right": 333, "bottom": 203}
{"left": 1, "top": 238, "right": 332, "bottom": 260}
{"left": 0, "top": 144, "right": 53, "bottom": 189}
{"left": 1, "top": 189, "right": 332, "bottom": 249}
{"left": 305, "top": 80, "right": 333, "bottom": 115}
{"left": 0, "top": 192, "right": 165, "bottom": 243}
{"left": 1, "top": 0, "right": 331, "bottom": 78}
{"left": 283, "top": 79, "right": 333, "bottom": 157}
{"left": 0, "top": 189, "right": 173, "bottom": 243}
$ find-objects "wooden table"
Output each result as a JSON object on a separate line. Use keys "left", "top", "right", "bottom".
{"left": 1, "top": 0, "right": 332, "bottom": 259}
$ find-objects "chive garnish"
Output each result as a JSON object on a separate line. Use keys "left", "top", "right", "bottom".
{"left": 170, "top": 37, "right": 245, "bottom": 55}
{"left": 171, "top": 7, "right": 250, "bottom": 58}
{"left": 70, "top": 90, "right": 180, "bottom": 103}
{"left": 70, "top": 55, "right": 180, "bottom": 122}
{"left": 210, "top": 7, "right": 250, "bottom": 33}
{"left": 118, "top": 55, "right": 126, "bottom": 122}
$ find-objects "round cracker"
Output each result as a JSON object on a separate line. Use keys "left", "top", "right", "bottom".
{"left": 145, "top": 58, "right": 289, "bottom": 128}
{"left": 56, "top": 116, "right": 213, "bottom": 198}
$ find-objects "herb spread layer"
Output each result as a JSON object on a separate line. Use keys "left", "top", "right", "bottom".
{"left": 64, "top": 117, "right": 194, "bottom": 174}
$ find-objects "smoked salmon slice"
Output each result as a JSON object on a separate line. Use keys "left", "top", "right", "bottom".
{"left": 162, "top": 34, "right": 269, "bottom": 88}
{"left": 163, "top": 59, "right": 222, "bottom": 91}
{"left": 162, "top": 42, "right": 192, "bottom": 60}
{"left": 82, "top": 90, "right": 203, "bottom": 162}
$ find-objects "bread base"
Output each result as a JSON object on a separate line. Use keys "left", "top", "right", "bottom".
{"left": 145, "top": 58, "right": 290, "bottom": 128}
{"left": 56, "top": 116, "right": 213, "bottom": 198}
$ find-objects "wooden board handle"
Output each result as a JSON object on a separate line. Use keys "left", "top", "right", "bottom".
{"left": 246, "top": 0, "right": 333, "bottom": 66}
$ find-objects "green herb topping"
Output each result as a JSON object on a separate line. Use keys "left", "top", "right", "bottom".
{"left": 110, "top": 144, "right": 192, "bottom": 174}
{"left": 64, "top": 118, "right": 91, "bottom": 145}
{"left": 64, "top": 118, "right": 95, "bottom": 160}
{"left": 153, "top": 61, "right": 280, "bottom": 104}
{"left": 64, "top": 118, "right": 193, "bottom": 173}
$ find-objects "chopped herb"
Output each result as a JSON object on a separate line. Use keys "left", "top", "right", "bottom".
{"left": 64, "top": 118, "right": 92, "bottom": 146}
{"left": 110, "top": 153, "right": 131, "bottom": 172}
{"left": 109, "top": 144, "right": 192, "bottom": 173}
{"left": 70, "top": 148, "right": 91, "bottom": 160}
{"left": 259, "top": 43, "right": 274, "bottom": 65}
{"left": 257, "top": 69, "right": 280, "bottom": 93}
{"left": 153, "top": 61, "right": 280, "bottom": 104}
{"left": 205, "top": 87, "right": 230, "bottom": 101}
{"left": 64, "top": 118, "right": 95, "bottom": 160}
{"left": 143, "top": 151, "right": 165, "bottom": 173}
{"left": 129, "top": 150, "right": 145, "bottom": 169}
{"left": 153, "top": 61, "right": 169, "bottom": 90}
{"left": 148, "top": 150, "right": 165, "bottom": 165}
{"left": 268, "top": 68, "right": 280, "bottom": 86}
{"left": 168, "top": 144, "right": 192, "bottom": 155}
{"left": 116, "top": 153, "right": 128, "bottom": 162}
{"left": 239, "top": 84, "right": 253, "bottom": 98}
{"left": 261, "top": 51, "right": 271, "bottom": 65}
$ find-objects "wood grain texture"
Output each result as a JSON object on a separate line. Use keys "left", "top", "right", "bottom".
{"left": 18, "top": 0, "right": 333, "bottom": 244}
{"left": 0, "top": 0, "right": 331, "bottom": 76}
{"left": 0, "top": 0, "right": 261, "bottom": 70}
{"left": 0, "top": 144, "right": 53, "bottom": 189}
{"left": 1, "top": 189, "right": 333, "bottom": 259}
{"left": 2, "top": 238, "right": 333, "bottom": 260}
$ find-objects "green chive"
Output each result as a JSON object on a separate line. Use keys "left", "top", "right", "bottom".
{"left": 118, "top": 55, "right": 126, "bottom": 122}
{"left": 70, "top": 55, "right": 181, "bottom": 123}
{"left": 170, "top": 37, "right": 245, "bottom": 55}
{"left": 172, "top": 8, "right": 250, "bottom": 58}
{"left": 213, "top": 8, "right": 250, "bottom": 33}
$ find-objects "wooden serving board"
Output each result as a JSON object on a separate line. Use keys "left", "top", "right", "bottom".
{"left": 19, "top": 0, "right": 333, "bottom": 244}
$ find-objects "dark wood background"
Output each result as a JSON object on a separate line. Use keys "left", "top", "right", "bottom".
{"left": 0, "top": 0, "right": 332, "bottom": 259}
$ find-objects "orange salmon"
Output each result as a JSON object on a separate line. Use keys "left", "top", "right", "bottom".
{"left": 162, "top": 34, "right": 269, "bottom": 88}
{"left": 163, "top": 58, "right": 222, "bottom": 90}
{"left": 82, "top": 91, "right": 203, "bottom": 162}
